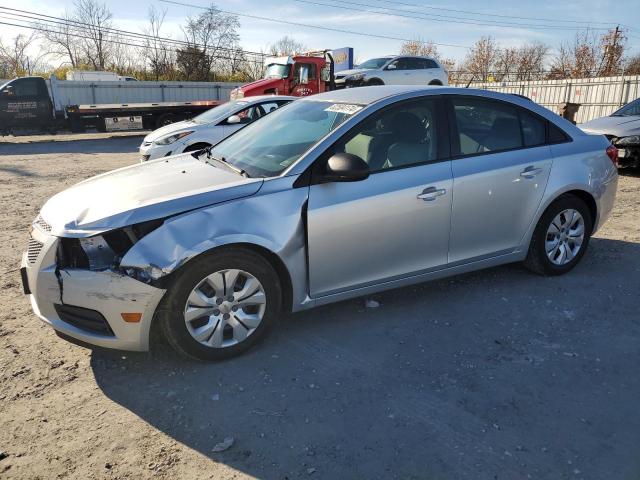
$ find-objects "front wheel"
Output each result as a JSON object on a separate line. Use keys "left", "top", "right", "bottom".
{"left": 158, "top": 248, "right": 282, "bottom": 360}
{"left": 524, "top": 194, "right": 592, "bottom": 275}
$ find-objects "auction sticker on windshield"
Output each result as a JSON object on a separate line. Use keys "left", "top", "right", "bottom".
{"left": 325, "top": 104, "right": 363, "bottom": 114}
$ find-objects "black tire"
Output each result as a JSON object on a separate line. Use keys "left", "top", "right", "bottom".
{"left": 367, "top": 78, "right": 384, "bottom": 86}
{"left": 524, "top": 194, "right": 593, "bottom": 276}
{"left": 428, "top": 80, "right": 443, "bottom": 86}
{"left": 157, "top": 247, "right": 282, "bottom": 361}
{"left": 155, "top": 113, "right": 176, "bottom": 129}
{"left": 183, "top": 142, "right": 211, "bottom": 153}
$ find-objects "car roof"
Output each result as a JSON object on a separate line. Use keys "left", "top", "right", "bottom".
{"left": 299, "top": 85, "right": 444, "bottom": 105}
{"left": 303, "top": 85, "right": 527, "bottom": 107}
{"left": 237, "top": 95, "right": 296, "bottom": 103}
{"left": 301, "top": 86, "right": 586, "bottom": 137}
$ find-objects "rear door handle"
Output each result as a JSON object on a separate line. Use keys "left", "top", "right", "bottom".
{"left": 417, "top": 186, "right": 446, "bottom": 201}
{"left": 520, "top": 166, "right": 543, "bottom": 178}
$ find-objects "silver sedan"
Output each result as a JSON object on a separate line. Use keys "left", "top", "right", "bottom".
{"left": 22, "top": 86, "right": 618, "bottom": 360}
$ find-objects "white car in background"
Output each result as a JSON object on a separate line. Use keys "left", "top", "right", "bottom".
{"left": 335, "top": 55, "right": 448, "bottom": 88}
{"left": 139, "top": 96, "right": 295, "bottom": 162}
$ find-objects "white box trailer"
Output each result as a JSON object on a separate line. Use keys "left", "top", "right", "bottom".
{"left": 66, "top": 70, "right": 121, "bottom": 82}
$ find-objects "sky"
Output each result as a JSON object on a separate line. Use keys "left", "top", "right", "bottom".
{"left": 1, "top": 0, "right": 639, "bottom": 67}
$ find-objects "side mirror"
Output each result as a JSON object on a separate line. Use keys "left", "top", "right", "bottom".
{"left": 1, "top": 86, "right": 13, "bottom": 96}
{"left": 386, "top": 64, "right": 397, "bottom": 70}
{"left": 324, "top": 153, "right": 369, "bottom": 182}
{"left": 227, "top": 114, "right": 241, "bottom": 124}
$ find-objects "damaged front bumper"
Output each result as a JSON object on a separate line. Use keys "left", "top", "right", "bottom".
{"left": 22, "top": 226, "right": 166, "bottom": 352}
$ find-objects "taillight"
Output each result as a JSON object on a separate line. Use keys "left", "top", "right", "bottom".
{"left": 606, "top": 145, "right": 618, "bottom": 166}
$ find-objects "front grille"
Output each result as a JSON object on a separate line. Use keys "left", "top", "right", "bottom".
{"left": 27, "top": 237, "right": 44, "bottom": 264}
{"left": 54, "top": 304, "right": 114, "bottom": 336}
{"left": 34, "top": 215, "right": 52, "bottom": 232}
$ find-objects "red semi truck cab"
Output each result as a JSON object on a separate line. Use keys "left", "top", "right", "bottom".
{"left": 230, "top": 52, "right": 335, "bottom": 99}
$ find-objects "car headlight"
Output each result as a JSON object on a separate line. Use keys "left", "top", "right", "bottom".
{"left": 154, "top": 131, "right": 193, "bottom": 145}
{"left": 347, "top": 73, "right": 365, "bottom": 81}
{"left": 615, "top": 135, "right": 640, "bottom": 146}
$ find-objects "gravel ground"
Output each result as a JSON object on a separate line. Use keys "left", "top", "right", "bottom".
{"left": 0, "top": 133, "right": 639, "bottom": 480}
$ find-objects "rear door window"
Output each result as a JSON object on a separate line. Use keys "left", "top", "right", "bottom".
{"left": 519, "top": 110, "right": 546, "bottom": 147}
{"left": 452, "top": 97, "right": 522, "bottom": 155}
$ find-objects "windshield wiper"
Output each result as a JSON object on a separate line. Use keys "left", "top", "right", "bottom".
{"left": 202, "top": 146, "right": 250, "bottom": 178}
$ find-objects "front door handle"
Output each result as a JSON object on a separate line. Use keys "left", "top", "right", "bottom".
{"left": 417, "top": 186, "right": 446, "bottom": 201}
{"left": 520, "top": 166, "right": 543, "bottom": 178}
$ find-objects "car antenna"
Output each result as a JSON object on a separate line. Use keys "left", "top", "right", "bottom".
{"left": 465, "top": 74, "right": 475, "bottom": 88}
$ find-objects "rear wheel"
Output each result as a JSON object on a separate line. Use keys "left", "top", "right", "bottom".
{"left": 524, "top": 194, "right": 592, "bottom": 275}
{"left": 155, "top": 113, "right": 177, "bottom": 129}
{"left": 158, "top": 248, "right": 282, "bottom": 361}
{"left": 367, "top": 78, "right": 384, "bottom": 86}
{"left": 428, "top": 80, "right": 443, "bottom": 86}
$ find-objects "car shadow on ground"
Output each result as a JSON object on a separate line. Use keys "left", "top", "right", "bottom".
{"left": 91, "top": 237, "right": 640, "bottom": 479}
{"left": 0, "top": 135, "right": 144, "bottom": 156}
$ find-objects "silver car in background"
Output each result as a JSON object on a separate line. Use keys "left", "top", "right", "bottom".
{"left": 579, "top": 96, "right": 640, "bottom": 168}
{"left": 22, "top": 86, "right": 618, "bottom": 360}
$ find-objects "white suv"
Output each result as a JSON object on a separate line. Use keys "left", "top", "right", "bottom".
{"left": 335, "top": 56, "right": 448, "bottom": 88}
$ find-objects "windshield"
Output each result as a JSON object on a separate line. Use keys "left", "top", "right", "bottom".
{"left": 357, "top": 57, "right": 392, "bottom": 69}
{"left": 192, "top": 100, "right": 249, "bottom": 124}
{"left": 612, "top": 97, "right": 640, "bottom": 117}
{"left": 265, "top": 63, "right": 291, "bottom": 79}
{"left": 207, "top": 100, "right": 363, "bottom": 177}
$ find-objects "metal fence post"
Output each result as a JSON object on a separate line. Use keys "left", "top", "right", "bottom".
{"left": 91, "top": 83, "right": 96, "bottom": 104}
{"left": 215, "top": 85, "right": 220, "bottom": 100}
{"left": 161, "top": 84, "right": 165, "bottom": 102}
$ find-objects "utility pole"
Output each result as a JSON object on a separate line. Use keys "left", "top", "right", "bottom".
{"left": 602, "top": 25, "right": 623, "bottom": 76}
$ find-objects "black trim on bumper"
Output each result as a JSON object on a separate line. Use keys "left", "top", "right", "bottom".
{"left": 54, "top": 304, "right": 115, "bottom": 336}
{"left": 20, "top": 267, "right": 31, "bottom": 294}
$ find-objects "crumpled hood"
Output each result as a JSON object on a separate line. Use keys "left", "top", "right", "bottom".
{"left": 335, "top": 68, "right": 368, "bottom": 78}
{"left": 40, "top": 153, "right": 263, "bottom": 237}
{"left": 579, "top": 115, "right": 640, "bottom": 138}
{"left": 143, "top": 119, "right": 198, "bottom": 143}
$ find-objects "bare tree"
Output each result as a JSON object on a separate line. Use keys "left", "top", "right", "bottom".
{"left": 268, "top": 36, "right": 306, "bottom": 56}
{"left": 400, "top": 39, "right": 439, "bottom": 58}
{"left": 37, "top": 11, "right": 85, "bottom": 68}
{"left": 624, "top": 54, "right": 640, "bottom": 75}
{"left": 549, "top": 28, "right": 625, "bottom": 79}
{"left": 241, "top": 51, "right": 268, "bottom": 80}
{"left": 494, "top": 46, "right": 518, "bottom": 81}
{"left": 181, "top": 4, "right": 240, "bottom": 81}
{"left": 515, "top": 42, "right": 548, "bottom": 80}
{"left": 463, "top": 36, "right": 498, "bottom": 82}
{"left": 0, "top": 33, "right": 48, "bottom": 77}
{"left": 73, "top": 0, "right": 113, "bottom": 70}
{"left": 142, "top": 6, "right": 173, "bottom": 80}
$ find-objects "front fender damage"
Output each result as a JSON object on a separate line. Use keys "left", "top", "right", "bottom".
{"left": 119, "top": 184, "right": 310, "bottom": 310}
